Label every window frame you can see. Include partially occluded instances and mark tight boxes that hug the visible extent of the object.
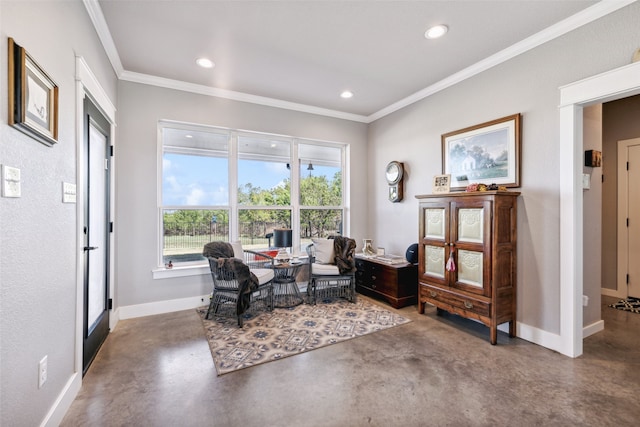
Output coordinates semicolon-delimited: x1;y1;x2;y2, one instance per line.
155;121;349;276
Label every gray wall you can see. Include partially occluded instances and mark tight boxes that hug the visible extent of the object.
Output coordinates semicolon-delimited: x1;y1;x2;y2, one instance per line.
0;1;117;425
115;82;368;308
367;2;640;334
602;94;640;293
583;104;603;326
3;1;640;424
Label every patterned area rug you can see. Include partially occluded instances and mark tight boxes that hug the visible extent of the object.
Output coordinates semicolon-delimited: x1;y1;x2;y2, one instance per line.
609;297;640;314
197;297;411;375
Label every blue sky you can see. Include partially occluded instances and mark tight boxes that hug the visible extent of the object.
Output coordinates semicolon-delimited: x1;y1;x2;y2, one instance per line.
163;154;338;206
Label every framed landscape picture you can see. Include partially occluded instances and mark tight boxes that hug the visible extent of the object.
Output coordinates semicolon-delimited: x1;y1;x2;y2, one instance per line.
442;114;521;191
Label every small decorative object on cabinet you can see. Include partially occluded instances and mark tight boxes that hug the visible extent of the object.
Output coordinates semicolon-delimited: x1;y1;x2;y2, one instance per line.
362;238;376;256
355;255;418;308
416;190;520;344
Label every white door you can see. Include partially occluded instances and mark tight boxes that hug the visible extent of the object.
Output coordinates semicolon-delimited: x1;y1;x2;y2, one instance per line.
618;137;640;298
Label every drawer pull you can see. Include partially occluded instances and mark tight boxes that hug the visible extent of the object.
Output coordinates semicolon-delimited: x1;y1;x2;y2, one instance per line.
464;301;474;309
371;275;376;280
429;290;437;298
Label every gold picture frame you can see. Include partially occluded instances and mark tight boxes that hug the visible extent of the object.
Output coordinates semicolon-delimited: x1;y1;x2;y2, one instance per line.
442;114;521;191
8;37;59;147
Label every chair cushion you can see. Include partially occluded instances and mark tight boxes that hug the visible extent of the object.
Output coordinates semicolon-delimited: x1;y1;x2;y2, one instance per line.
311;263;341;275
312;238;335;264
230;241;244;259
250;268;274;285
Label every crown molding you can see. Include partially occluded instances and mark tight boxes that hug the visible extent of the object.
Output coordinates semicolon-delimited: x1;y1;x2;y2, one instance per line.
85;0;636;124
119;71;369;123
367;0;637;122
83;0;124;76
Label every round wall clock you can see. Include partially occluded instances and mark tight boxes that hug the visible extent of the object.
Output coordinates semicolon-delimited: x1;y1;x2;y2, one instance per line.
385;161;404;202
385;161;404;184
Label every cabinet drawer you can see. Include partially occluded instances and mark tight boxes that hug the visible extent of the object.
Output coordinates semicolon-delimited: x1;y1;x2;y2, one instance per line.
421;284;490;317
360;269;396;294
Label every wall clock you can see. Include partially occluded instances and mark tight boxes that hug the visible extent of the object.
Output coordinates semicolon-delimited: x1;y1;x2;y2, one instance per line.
385;161;404;202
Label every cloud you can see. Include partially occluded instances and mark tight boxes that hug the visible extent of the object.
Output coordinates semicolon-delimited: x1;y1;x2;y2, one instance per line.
165;175;180;191
185;187;206;205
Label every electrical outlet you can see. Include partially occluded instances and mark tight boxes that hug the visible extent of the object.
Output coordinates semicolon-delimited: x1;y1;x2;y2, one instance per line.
39;356;48;388
582;295;589;306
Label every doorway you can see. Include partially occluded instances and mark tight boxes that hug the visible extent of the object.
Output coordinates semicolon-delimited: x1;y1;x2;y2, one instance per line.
617;137;640;299
559;60;640;358
82;97;112;374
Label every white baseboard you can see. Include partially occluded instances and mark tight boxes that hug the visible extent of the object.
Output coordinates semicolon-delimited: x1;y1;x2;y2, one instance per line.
109;306;121;331
516;322;565;355
40;372;81;427
117;295;210;320
583;319;605;338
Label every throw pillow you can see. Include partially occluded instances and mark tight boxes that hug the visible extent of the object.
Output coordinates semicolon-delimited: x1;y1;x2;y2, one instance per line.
230;241;244;259
312;238;335;264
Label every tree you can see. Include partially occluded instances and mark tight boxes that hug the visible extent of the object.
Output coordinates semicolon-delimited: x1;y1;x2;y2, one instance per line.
299;173;342;237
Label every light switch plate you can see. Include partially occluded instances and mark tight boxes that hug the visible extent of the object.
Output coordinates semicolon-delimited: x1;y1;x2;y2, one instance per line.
2;165;21;198
62;182;76;203
582;173;590;190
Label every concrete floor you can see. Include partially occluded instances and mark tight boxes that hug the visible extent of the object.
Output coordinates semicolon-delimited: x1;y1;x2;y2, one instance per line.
61;295;640;426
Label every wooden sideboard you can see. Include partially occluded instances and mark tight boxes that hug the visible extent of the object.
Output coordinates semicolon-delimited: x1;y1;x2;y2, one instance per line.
416;191;520;344
355;255;418;308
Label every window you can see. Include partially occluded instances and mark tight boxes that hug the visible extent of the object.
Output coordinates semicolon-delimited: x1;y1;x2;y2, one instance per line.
299;143;343;251
161;125;229;265
159;122;347;268
238;134;292;249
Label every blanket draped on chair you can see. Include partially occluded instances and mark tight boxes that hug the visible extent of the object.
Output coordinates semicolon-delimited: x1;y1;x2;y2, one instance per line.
332;236;356;275
203;242;259;316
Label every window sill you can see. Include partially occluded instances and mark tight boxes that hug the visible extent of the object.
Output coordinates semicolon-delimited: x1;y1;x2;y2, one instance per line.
152;264;209;280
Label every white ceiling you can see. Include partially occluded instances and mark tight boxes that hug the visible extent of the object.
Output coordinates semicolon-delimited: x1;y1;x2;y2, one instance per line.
91;0;609;122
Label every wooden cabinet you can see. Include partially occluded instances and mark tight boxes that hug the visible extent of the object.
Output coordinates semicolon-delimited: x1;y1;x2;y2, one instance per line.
416;191;520;344
355;256;417;308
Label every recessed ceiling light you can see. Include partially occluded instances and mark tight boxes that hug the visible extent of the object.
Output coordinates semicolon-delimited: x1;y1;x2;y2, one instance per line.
196;58;215;68
340;90;354;99
185;134;193;138
425;24;448;39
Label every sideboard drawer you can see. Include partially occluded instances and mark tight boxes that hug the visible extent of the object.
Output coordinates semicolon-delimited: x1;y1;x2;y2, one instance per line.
421;284;490;318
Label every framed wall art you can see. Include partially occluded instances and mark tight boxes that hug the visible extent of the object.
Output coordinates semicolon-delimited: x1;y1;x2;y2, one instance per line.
8;37;59;147
442;113;521;191
432;174;451;194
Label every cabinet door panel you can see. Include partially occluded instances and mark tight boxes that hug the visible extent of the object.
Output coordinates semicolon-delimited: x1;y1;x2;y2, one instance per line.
457;208;484;243
457;249;483;287
425;245;446;279
424;208;446;239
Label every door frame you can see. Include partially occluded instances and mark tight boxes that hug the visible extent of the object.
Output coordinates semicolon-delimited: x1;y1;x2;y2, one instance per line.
617;138;640;298
75;57;117;377
559;61;640;357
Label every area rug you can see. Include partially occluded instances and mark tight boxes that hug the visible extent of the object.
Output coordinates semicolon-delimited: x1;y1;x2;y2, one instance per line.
609;297;640;314
197;297;411;375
